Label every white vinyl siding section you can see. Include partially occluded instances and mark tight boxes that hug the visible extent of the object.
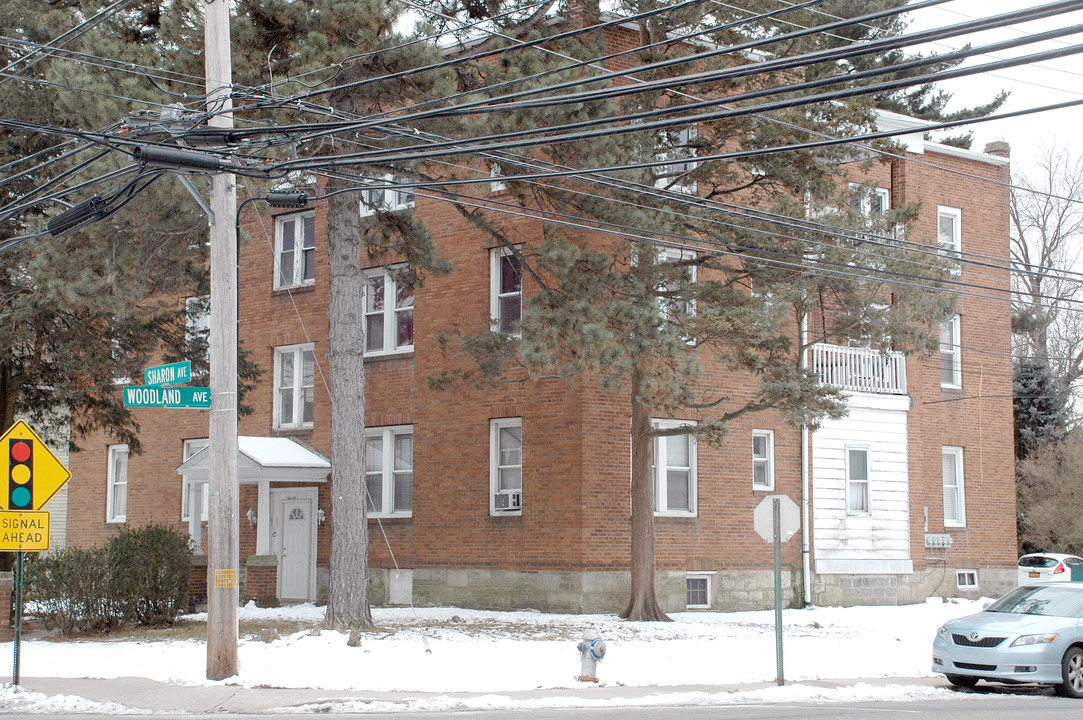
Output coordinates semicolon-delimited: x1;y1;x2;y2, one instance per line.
811;393;912;574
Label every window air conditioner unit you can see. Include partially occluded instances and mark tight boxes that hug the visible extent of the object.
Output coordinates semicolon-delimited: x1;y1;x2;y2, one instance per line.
495;491;522;511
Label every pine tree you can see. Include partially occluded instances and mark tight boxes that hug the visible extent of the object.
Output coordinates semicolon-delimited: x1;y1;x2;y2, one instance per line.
421;0;958;619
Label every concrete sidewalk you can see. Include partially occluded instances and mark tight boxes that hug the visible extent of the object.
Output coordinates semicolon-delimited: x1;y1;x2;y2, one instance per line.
14;676;947;714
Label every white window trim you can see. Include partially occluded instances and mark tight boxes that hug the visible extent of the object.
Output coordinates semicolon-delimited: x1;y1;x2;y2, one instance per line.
845;445;870;516
655;125;698;193
849;183;890;217
652;418;698;517
490;163;507;193
181;438;209;523
943;446;966;527
956;569;978;589
273;211;316;290
685;571;715;609
490;417;523;516
937;205;962;275
490;245;523;336
106;443;129;523
273;343;315;430
365;425;413;518
752;429;774;490
940;314;962;389
363;267;414;357
360;174;415;216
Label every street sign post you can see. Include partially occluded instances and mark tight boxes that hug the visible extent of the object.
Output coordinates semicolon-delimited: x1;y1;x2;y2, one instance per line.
123;385;211;409
0;419;70;687
143;360;192;387
754;494;801;687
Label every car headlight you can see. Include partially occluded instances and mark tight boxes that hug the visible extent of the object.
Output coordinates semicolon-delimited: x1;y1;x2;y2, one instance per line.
936;626;949;641
1010;633;1059;647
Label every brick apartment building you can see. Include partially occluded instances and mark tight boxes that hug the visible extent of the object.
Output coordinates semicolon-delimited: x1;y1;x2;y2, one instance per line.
60;100;1018;612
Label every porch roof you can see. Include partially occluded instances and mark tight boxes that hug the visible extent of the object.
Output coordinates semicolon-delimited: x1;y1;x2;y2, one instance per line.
176;436;330;484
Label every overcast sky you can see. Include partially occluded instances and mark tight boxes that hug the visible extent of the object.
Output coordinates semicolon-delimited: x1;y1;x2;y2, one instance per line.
903;0;1083;178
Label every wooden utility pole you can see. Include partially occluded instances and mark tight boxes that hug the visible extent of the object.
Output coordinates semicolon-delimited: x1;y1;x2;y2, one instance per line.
204;0;239;681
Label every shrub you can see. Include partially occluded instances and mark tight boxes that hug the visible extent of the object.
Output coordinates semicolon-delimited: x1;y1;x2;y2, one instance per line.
24;524;192;635
25;548;118;636
108;524;192;626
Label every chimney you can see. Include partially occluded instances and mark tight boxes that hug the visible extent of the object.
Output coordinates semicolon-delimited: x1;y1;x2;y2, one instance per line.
983;141;1010;159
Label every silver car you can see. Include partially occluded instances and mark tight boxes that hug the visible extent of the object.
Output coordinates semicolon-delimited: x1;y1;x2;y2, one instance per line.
932;583;1083;696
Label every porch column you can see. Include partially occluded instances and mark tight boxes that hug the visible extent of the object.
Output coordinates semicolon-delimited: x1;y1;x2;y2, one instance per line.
255;479;271;555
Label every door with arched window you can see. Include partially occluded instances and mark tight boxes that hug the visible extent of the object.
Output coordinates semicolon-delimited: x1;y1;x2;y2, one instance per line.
278;496;314;600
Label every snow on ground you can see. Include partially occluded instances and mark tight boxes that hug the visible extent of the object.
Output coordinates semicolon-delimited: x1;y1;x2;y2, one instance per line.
0;597;994;712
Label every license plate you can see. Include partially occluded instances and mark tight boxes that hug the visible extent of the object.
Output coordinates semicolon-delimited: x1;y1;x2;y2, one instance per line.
1030;571;1040;578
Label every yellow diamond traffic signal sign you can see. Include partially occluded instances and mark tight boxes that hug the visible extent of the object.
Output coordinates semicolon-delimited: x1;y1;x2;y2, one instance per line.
0;421;71;511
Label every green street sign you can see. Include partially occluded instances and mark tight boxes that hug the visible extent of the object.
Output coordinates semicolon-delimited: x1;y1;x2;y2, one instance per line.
123;386;210;409
143;361;192;387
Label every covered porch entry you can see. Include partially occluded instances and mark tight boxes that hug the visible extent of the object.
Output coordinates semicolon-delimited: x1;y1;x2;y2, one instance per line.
176;436;331;603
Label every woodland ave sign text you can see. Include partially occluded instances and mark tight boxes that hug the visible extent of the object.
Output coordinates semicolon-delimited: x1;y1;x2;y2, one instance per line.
123;385;210;409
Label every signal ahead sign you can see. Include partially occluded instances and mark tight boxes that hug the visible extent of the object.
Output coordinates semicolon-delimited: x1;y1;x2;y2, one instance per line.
0;511;49;552
124;385;211;409
0;421;71;511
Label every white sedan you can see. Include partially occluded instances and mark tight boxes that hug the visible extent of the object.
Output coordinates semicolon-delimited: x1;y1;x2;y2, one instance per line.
1018;553;1083;585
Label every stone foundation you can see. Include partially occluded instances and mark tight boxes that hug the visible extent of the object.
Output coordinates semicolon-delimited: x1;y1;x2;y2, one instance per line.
366;565;1015;613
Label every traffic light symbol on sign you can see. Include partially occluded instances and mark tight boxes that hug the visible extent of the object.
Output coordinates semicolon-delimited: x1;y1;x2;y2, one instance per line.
9;438;33;510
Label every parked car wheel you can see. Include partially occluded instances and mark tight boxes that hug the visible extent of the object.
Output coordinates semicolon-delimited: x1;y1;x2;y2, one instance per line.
1057;646;1083;698
944;674;979;689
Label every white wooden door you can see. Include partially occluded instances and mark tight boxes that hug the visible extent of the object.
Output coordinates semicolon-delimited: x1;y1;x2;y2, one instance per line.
278;498;313;600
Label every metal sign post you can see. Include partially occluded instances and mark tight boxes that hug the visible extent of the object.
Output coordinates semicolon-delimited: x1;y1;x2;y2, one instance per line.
12;551;22;685
772;498;784;686
754;494;800;688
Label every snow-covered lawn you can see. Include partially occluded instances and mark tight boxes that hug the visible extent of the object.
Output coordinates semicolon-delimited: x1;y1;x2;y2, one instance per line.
8;597;980;690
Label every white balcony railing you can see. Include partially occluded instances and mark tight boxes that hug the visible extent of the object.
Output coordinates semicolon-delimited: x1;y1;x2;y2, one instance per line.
810;343;907;395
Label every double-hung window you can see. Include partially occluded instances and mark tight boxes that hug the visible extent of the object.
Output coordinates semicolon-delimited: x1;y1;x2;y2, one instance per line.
274;344;315;430
491;246;523;335
181;438;209;523
364;268;414;356
655;126;697;193
937;206;962;272
490;418;522;514
753;430;774;490
107;443;129;523
653;419;696;516
360;175;415;215
274;212;316;290
846;446;870;515
658;246;696;327
366;426;413;517
849;183;889;217
940;314;961;388
943;446;966;527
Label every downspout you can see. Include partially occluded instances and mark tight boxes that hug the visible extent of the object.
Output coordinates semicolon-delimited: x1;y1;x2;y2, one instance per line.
800;311;812;605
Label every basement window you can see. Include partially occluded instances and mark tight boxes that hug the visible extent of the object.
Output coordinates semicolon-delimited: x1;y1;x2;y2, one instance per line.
956;570;978;589
686;573;712;609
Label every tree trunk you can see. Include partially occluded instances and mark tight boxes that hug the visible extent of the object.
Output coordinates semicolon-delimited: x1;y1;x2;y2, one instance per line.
621;366;671;621
324;180;373;631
